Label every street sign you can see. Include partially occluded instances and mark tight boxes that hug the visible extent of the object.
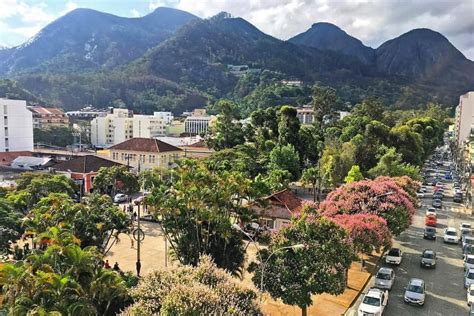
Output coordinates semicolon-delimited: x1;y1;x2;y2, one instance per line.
133;228;145;242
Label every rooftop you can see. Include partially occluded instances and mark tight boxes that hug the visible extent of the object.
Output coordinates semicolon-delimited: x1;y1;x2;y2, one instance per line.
109;138;182;153
54;155;123;173
29;106;65;115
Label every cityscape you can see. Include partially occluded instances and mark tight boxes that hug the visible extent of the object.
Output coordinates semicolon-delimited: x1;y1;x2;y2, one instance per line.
0;1;473;315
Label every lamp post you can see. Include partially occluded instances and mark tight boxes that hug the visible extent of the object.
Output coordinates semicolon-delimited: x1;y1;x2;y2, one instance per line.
133;195;145;277
260;244;305;292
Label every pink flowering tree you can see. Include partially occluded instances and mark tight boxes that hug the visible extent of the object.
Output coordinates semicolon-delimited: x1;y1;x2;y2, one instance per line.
319;177;415;235
332;213;392;255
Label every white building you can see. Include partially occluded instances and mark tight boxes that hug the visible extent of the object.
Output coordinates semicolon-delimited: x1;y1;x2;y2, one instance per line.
455;92;474;147
153;112;174;125
0;99;33;152
91;108;170;148
184;109;215;135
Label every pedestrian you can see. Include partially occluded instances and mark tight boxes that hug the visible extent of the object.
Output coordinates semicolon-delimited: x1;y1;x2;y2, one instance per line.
104;259;111;269
114;231;120;243
133;211;137;221
131;238;134;248
113;262;120;271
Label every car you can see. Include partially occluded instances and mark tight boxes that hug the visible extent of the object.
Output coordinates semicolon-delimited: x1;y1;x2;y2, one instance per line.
464;236;474;249
374;267;395;290
461;222;472;231
425;215;437;227
466;269;474;288
420;249;437;268
469;284;474;306
462;229;473;242
416;192;425;198
140;214;160;223
444;227;460;244
419;187;428;193
464;245;474;258
435;182;444;188
423;226;436;240
465;255;474;271
404;278;426;306
113;193;129;203
426;208;436;216
358;287;388;316
454;193;463;203
445;173;452;180
433;192;444;200
432;199;442;208
385;248;403;265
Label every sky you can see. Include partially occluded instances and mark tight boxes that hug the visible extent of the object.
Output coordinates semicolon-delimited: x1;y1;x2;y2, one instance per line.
0;0;473;60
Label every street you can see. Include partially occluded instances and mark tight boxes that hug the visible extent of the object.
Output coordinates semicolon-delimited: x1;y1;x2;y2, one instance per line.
349;178;471;316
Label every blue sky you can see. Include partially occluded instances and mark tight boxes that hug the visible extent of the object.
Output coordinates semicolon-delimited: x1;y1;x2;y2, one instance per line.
1;0;473;59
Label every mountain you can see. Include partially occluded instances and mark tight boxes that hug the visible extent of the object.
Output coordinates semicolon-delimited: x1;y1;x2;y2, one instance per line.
375;28;474;80
0;7;197;75
289;22;375;64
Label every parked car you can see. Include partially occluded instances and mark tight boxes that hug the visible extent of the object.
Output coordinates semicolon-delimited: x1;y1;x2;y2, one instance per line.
113;193;129;203
454;193;463;203
420;249;437;268
419;187;428;193
358;287;388;316
425;215;437;227
426;208;436;216
444;227;460;244
465;255;474;271
466;269;474;288
432;199;442;209
140;214;160;223
423;226;436;240
464;236;474;249
385;248;403;265
374;267;395;290
404;278;426;306
464;245;474;258
471;304;474;316
416;192;425;198
461;223;472;231
468;284;474;306
433;192;444;200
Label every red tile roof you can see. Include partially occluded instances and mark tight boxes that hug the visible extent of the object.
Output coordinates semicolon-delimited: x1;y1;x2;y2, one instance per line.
29;106;65;115
250;189;303;220
109;138;182;153
54;155;124;173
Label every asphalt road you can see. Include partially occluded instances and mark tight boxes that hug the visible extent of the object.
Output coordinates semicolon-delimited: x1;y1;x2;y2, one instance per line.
348;178;471;316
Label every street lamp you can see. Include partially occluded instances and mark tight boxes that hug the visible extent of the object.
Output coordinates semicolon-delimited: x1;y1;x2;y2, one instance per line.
260;244;305;292
133;195;145;277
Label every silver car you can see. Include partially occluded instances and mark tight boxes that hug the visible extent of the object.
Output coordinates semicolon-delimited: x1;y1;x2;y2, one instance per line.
404;278;426;306
466;269;474;288
420;249;437;268
374;267;395;290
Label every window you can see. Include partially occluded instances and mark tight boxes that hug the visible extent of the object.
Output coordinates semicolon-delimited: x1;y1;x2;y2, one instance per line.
3;116;7;126
3;105;7;115
4;127;7;137
261;219;274;229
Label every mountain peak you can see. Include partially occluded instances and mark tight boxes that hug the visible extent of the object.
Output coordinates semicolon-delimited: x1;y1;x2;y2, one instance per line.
289;22;375;64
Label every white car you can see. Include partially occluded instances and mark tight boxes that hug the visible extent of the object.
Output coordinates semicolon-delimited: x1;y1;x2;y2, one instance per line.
468;284;474;306
374;267;395;290
465;255;474;271
113;193;129;203
419;187;428;193
426;208;436;216
466;269;474;288
444;227;460;244
358;288;388;316
416;192;425;198
404;278;426;306
385;248;403;265
461;223;472;231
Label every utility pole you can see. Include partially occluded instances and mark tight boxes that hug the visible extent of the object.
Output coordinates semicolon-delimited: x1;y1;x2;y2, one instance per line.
136;199;141;277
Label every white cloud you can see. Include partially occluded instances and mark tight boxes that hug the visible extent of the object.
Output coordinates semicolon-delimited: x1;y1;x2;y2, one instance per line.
149;0;167;10
130;8;140;17
60;1;78;16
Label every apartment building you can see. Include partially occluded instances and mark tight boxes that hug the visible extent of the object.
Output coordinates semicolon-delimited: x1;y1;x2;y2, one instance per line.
455;92;474;147
29;106;69;129
184;109;216;135
91;108;169;148
0;99;34;152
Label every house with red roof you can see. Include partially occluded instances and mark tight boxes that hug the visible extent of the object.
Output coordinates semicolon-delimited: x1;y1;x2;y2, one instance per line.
249;188;303;231
108;137;183;170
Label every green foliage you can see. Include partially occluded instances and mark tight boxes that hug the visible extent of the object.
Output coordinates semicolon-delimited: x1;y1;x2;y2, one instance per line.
344;165;364;183
278;106;301;151
122;255;261;315
368;147;421;180
249;210;352;314
93;166;139;196
34;126;75;147
206;99;246;150
268;144;301;181
312;85;337;129
319;141;356;188
0;199;24;254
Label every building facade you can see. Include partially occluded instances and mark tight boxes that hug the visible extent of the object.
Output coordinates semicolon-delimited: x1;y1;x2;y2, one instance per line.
0;99;34;152
455;92;474;147
108;138;183;170
153;112;174;125
184;109;215;135
29;106;69;129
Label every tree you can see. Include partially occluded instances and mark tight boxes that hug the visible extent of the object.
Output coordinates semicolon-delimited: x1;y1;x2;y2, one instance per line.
278;106;301;152
249;209;352;316
93;166;139;196
368;147;421;180
34;126;75;147
311;85;337;130
389;125;424;166
319;141;356;188
122;256;261;315
147;159;252;274
300;167;319;202
206;99;246;150
0;199;23;254
319;177;415;235
268;144;301;180
344;165;364;183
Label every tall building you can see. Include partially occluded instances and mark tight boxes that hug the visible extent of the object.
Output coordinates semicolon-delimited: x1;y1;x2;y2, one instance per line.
153;112;174;124
184;109;215;135
28;106;69;129
0;99;34;152
455;92;474;147
90;108;169;148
